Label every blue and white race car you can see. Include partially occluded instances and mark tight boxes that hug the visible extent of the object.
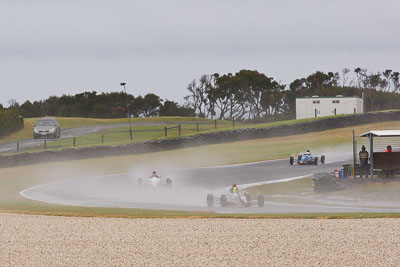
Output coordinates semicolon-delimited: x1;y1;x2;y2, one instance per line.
289;151;325;165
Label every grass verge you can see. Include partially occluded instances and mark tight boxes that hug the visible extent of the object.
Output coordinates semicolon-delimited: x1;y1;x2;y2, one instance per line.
0;116;230;145
1;119;400;218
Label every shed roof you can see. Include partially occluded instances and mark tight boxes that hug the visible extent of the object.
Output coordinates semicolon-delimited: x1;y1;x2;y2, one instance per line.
360;130;400;137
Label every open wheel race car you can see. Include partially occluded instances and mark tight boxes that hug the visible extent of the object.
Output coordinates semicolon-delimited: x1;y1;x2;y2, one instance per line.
137;174;172;188
290;152;325;166
206;191;264;208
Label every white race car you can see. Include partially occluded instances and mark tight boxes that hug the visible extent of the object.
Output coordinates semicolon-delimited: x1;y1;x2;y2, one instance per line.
207;191;264;208
137;174;172;188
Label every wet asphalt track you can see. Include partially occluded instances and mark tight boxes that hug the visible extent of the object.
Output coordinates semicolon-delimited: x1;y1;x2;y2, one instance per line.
21;157;400;213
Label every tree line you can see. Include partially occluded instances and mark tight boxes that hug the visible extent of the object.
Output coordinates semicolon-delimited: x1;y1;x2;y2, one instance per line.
7;92;194;119
0;106;24;138
3;67;400;124
185;68;400;120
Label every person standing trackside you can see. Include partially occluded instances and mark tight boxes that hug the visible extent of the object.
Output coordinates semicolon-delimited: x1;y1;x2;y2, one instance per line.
359;145;369;178
385;145;394;177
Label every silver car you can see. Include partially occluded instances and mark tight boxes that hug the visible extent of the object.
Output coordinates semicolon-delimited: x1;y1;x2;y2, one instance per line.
33;117;61;139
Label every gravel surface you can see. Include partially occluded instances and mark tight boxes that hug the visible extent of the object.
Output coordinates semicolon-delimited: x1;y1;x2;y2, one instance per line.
1;213;400;266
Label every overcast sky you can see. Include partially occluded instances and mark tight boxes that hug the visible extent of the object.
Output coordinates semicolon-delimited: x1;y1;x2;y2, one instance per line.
1;0;399;107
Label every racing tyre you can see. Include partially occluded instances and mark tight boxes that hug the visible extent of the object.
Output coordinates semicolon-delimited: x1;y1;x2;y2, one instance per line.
207;194;214;207
289;156;294;165
297;154;302;161
220;194;228;207
166;178;172;186
321;155;325;164
257;194;265;208
314;157;318;165
137;178;143;187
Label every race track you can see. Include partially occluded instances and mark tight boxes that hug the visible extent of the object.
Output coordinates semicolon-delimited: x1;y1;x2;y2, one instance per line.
21;156;400;213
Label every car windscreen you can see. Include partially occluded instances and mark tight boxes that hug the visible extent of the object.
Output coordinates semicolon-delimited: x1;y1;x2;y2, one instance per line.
36;120;56;126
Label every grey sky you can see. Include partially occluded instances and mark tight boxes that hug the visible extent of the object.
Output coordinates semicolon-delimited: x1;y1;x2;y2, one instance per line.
1;0;399;107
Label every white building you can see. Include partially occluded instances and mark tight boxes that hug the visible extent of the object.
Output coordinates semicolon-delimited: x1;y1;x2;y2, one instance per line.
296;95;363;119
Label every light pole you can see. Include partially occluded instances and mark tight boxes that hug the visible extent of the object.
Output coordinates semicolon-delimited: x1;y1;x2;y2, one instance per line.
120;82;133;141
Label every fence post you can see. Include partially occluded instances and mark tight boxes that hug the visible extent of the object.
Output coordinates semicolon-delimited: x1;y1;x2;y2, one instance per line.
214;120;217;129
129;129;133;141
232;118;235;128
196;123;199;132
73;137;76;147
44;140;47;150
17;141;19;153
178;124;181;136
102;135;104;144
164;127;167;137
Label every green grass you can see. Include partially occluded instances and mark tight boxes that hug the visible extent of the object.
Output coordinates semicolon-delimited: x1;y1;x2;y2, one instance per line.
7;113;361;153
42;121;240;150
246;176;400;209
0;111;371;148
2;119;400;218
0;116;230;145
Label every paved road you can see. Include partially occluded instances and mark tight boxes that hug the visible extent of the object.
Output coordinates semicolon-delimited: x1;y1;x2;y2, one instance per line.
0;122;175;154
21;156;400;213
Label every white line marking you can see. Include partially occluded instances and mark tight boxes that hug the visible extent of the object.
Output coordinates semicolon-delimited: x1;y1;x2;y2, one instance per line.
20;172;130;200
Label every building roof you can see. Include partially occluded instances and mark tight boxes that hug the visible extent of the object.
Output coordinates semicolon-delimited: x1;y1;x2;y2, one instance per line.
296;96;362;99
360;130;400;137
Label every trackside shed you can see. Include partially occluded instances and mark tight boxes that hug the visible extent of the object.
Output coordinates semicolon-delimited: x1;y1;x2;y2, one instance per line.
296;96;363;119
359;130;400;176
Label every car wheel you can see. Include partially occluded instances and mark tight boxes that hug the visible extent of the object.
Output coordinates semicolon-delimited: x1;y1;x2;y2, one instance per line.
321;155;325;164
207;194;214;207
297;154;302;161
257;194;265;208
290;156;294;165
220;194;227;207
166;178;172;186
314;157;318;165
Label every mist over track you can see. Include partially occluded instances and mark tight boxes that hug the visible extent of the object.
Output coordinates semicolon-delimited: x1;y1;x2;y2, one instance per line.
21;155;400;213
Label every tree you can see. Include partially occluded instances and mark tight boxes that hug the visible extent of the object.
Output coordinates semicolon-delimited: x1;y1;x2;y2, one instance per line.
383;69;392;92
184;80;203;116
342;68;350;87
7;99;19;108
391;72;400;93
159;100;195;116
142;93;162;117
20;101;35;118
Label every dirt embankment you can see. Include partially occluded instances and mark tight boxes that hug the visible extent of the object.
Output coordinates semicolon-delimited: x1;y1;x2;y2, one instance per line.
1;110;400;168
1;213;399;266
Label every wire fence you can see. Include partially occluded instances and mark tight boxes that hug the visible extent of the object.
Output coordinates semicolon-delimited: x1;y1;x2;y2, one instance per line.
10;120;242;154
